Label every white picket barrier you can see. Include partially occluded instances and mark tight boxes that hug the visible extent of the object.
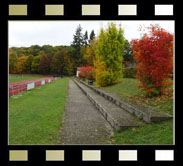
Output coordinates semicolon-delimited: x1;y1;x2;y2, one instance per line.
27;82;35;90
41;80;45;85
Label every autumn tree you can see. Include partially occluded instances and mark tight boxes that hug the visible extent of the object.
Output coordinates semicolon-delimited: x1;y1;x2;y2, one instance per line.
83;38;97;66
38;53;52;74
51;50;73;75
94;23;125;86
62;55;74;76
130;25;173;96
16;55;28;74
9;50;18;74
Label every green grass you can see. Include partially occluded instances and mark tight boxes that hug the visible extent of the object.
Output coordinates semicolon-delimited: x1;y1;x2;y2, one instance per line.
9;78;69;145
9;75;45;82
112;120;173;144
96;78;173;115
93;78;173;145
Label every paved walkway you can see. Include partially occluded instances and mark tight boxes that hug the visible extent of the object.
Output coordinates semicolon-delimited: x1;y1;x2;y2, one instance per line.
59;80;113;144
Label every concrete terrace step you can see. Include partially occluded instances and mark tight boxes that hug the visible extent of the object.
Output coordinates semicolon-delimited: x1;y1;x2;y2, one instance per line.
76;79;173;123
73;79;144;131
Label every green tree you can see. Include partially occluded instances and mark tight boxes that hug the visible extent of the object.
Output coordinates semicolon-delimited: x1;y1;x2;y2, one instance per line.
24;54;34;73
71;25;84;48
11;47;29;57
94;23;125;86
51;50;71;75
27;45;42;56
71;24;84;67
83;30;89;47
42;45;54;56
123;40;134;63
31;55;41;73
89;30;95;43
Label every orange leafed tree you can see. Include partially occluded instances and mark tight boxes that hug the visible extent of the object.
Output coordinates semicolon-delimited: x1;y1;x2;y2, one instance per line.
130;25;173;96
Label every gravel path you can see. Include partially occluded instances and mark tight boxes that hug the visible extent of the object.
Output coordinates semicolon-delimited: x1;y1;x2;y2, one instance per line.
59;80;113;145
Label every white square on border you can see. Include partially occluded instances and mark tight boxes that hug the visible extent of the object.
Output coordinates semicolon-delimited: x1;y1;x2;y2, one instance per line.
82;5;100;16
119;150;137;161
9;150;28;161
46;150;64;161
155;5;173;15
45;5;64;16
82;150;101;161
118;5;137;15
155;150;174;161
9;5;28;16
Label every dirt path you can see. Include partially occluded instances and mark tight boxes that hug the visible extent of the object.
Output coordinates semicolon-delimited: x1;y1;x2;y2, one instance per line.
59;80;113;144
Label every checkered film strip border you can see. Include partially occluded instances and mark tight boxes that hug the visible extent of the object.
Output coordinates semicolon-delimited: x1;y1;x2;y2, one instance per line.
8;149;175;161
0;1;179;166
8;4;174;16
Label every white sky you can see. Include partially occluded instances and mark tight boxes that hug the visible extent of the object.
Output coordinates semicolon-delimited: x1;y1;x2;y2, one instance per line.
9;21;174;47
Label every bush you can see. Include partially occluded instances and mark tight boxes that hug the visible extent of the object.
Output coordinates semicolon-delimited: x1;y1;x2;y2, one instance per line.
78;70;85;79
78;66;95;80
96;70;112;87
122;67;137;78
86;70;95;80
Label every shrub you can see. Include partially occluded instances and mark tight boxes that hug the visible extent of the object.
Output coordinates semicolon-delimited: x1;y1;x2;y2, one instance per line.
78;70;85;79
131;25;173;96
122;67;137;78
86;70;95;80
96;70;112;87
78;66;95;80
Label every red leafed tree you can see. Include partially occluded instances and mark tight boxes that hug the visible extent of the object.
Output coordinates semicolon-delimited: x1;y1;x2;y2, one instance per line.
130;25;173;96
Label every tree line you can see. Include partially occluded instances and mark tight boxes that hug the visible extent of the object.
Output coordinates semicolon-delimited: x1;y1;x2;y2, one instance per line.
9;24;134;76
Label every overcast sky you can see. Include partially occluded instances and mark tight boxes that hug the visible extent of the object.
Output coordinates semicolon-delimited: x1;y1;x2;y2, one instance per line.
9;21;174;48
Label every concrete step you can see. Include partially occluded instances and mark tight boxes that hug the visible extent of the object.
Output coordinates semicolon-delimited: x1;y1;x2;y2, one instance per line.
76;79;173;123
74;79;144;131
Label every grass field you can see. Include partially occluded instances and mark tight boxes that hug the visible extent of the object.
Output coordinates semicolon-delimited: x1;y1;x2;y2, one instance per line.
9;75;45;82
9;78;68;145
94;78;174;144
112;120;173;144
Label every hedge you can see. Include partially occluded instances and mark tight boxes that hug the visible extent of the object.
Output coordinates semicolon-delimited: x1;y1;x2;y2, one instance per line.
122;67;137;78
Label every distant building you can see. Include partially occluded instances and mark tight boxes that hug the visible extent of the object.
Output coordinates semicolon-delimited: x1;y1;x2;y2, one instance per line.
76;67;81;77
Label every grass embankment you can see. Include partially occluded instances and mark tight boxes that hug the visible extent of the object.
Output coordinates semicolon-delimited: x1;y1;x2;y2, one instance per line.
9;78;68;145
96;78;173;115
94;78;173;144
9;75;45;82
